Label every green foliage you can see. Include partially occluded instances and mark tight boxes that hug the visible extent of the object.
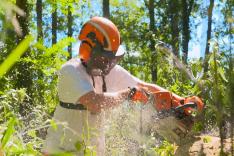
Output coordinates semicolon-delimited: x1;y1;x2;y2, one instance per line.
0;35;33;77
0;27;72;156
203;136;212;143
1;117;16;149
75;140;83;151
0;88;49;155
0;0;233;155
201;47;233;129
153;140;177;156
84;146;97;156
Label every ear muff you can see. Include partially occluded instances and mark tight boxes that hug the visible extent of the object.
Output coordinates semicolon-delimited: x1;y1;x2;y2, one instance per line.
79;41;92;62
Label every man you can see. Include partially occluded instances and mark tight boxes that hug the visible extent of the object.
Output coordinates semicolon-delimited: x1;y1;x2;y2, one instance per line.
43;16;203;155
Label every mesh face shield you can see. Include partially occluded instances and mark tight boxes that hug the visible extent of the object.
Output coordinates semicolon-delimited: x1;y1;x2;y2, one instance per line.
85;43;124;76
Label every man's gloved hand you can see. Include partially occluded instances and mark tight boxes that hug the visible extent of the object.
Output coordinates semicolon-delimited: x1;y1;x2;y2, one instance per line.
152;91;204;118
128;87;149;104
183;96;204;114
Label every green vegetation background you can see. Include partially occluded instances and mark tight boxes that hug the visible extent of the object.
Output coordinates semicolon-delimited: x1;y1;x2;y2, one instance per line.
0;0;233;155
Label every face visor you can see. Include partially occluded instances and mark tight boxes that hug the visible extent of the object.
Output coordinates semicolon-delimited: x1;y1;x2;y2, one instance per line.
85;44;125;76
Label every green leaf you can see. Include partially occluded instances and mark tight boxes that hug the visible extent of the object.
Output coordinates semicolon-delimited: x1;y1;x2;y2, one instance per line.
1;117;16;149
218;68;228;82
110;0;120;6
84;146;96;156
0;35;34;77
50;119;58;131
75;141;83;151
203;136;211;143
27;130;36;138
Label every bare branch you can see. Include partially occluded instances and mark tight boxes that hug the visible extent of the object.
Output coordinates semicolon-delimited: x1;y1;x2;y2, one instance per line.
1;0;25;36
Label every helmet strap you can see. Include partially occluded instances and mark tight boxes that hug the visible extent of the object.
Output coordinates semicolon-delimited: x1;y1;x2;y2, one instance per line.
91;75;95;88
81;59;107;92
102;75;107;92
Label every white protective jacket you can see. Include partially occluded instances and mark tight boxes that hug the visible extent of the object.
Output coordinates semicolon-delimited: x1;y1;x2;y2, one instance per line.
43;59;139;155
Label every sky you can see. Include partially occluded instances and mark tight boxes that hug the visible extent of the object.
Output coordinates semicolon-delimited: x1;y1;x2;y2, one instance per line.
188;0;208;59
189;0;233;59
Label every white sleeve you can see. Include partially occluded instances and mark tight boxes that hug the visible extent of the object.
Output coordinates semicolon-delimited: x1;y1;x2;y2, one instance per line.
111;65;141;90
58;64;93;103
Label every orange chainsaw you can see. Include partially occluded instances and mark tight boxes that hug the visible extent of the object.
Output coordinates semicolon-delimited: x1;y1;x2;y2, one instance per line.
128;87;204;144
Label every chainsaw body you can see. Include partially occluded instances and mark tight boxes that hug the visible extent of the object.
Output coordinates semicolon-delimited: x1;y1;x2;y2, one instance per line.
128;88;204;144
152;91;203;117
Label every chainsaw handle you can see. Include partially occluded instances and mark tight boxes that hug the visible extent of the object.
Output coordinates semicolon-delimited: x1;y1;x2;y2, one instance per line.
174;102;197;112
128;87;137;100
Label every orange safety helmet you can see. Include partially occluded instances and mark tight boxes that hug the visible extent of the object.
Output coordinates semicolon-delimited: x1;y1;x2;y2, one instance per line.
78;16;122;62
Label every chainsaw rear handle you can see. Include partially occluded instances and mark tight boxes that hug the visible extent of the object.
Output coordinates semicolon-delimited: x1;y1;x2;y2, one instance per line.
128;87;137;100
174;102;197;112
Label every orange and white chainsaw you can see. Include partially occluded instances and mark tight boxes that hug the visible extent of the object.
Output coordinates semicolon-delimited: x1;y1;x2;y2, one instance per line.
128;87;204;144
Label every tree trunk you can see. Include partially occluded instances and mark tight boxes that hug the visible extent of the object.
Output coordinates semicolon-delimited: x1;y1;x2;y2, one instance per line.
16;0;32;115
149;0;157;82
181;0;194;64
67;5;73;59
15;0;31;89
52;1;57;45
227;6;233;154
229;17;234;156
204;0;214;72
103;0;110;18
169;0;180;57
36;0;43;41
36;0;45;104
16;0;29;42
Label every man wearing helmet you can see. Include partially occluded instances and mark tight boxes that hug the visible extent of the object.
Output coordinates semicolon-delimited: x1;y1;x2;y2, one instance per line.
43;17;204;155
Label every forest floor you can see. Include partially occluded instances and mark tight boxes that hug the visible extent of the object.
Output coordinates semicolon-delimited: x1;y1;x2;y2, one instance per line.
175;136;233;156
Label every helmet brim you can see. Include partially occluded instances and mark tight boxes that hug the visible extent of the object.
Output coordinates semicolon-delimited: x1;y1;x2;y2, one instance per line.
115;45;125;57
